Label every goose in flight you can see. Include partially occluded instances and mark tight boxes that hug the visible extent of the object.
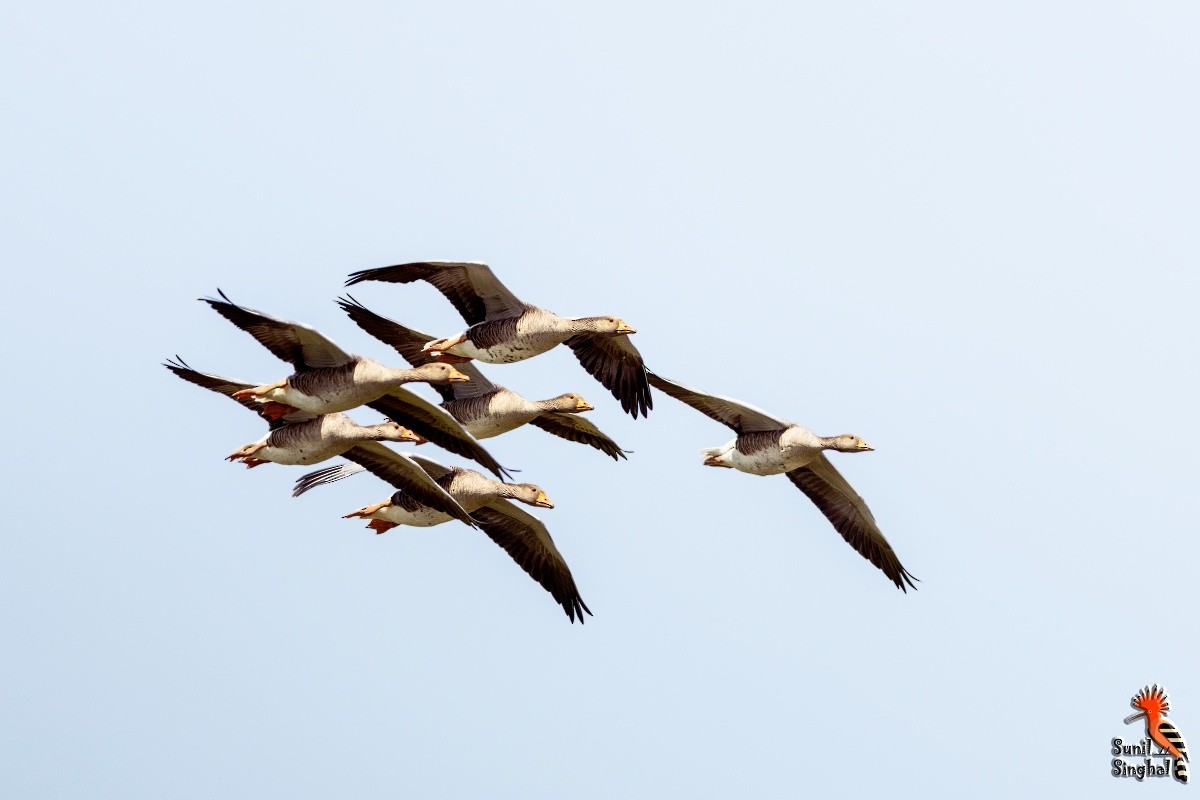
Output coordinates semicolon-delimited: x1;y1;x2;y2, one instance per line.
295;453;591;623
647;370;917;592
344;261;652;418
337;297;628;460
164;357;474;525
201;290;510;479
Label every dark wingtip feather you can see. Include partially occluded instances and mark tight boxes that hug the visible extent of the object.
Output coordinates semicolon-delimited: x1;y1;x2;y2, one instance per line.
345;267;386;286
568;598;594;624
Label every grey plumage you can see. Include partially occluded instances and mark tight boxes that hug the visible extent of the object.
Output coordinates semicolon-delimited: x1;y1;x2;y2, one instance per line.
338;297;628;459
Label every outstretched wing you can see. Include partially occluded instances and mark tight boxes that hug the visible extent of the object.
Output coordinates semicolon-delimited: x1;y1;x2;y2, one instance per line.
345;262;526;325
785;455;918;592
163;356;314;427
366;390;511;480
565;333;652;419
202;289;354;370
338;296;497;402
292;453;454;497
472;501;592;623
292;462;367;496
340;442;474;527
646;370;789;433
528;413;628;460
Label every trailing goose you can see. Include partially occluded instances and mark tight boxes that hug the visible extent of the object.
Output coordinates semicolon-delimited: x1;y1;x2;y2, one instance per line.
164;357;474;525
295;453;591;623
647;370;917;592
337;297;627;460
201;290;510;479
344;261;652;418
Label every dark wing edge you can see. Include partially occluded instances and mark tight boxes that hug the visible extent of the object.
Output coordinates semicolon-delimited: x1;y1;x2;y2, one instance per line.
471;503;592;624
163;356;307;427
367;391;513;481
645;369;788;434
200;289;352;370
344;262;525;326
337;295;437;367
565;333;652;419
338;296;484;403
292;462;368;497
528;413;628;460
341;443;476;528
785;456;918;592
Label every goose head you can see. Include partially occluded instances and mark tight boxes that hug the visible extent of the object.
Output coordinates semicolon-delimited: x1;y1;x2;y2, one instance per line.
548;392;594;413
822;434;874;453
371;419;422;443
504;484;554;508
575;316;636;335
410;362;471;384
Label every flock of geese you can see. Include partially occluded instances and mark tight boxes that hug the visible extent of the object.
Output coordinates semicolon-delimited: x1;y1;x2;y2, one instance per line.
168;261;917;623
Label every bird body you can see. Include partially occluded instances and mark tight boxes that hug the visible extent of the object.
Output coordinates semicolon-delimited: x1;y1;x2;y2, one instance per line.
442;388;586;438
434;308;631;364
701;427;832;475
337;298;627;459
344;262;652;418
165;358;474;524
346;467;553;531
230;413;417;467
294;452;590;623
647;369;917;592
200;291;509;478
245;358;467;417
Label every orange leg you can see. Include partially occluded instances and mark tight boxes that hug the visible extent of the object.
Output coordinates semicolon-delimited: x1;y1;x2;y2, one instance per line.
368;519;399;534
428;352;473;364
227;442;265;462
261;402;300;421
702;455;733;468
231;378;288;400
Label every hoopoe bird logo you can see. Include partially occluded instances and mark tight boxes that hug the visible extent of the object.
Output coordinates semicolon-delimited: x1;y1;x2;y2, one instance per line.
1125;684;1190;784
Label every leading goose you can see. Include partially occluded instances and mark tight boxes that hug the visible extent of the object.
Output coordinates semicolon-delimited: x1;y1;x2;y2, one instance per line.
337;297;627;460
164;357;474;525
647;370;917;592
344;261;652;418
295;453;591;624
201;290;510;479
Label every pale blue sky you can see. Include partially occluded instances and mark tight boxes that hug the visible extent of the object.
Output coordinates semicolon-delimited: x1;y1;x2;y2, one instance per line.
3;2;1198;797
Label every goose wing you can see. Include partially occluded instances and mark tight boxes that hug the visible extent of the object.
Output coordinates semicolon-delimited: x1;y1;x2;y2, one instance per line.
646;370;789;433
528;412;628;460
202;289;354;370
292;462;367;496
366;390;511;480
164;357;315;427
292;453;456;497
471;501;592;623
785;454;918;592
565;333;652;419
345;261;526;324
338;296;497;401
339;442;475;527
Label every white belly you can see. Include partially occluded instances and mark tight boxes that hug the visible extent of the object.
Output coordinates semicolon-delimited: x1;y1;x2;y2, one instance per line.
462;410;536;439
712;440;821;476
275;384;380;415
258;440;348;466
373;506;454;528
451;338;559;364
